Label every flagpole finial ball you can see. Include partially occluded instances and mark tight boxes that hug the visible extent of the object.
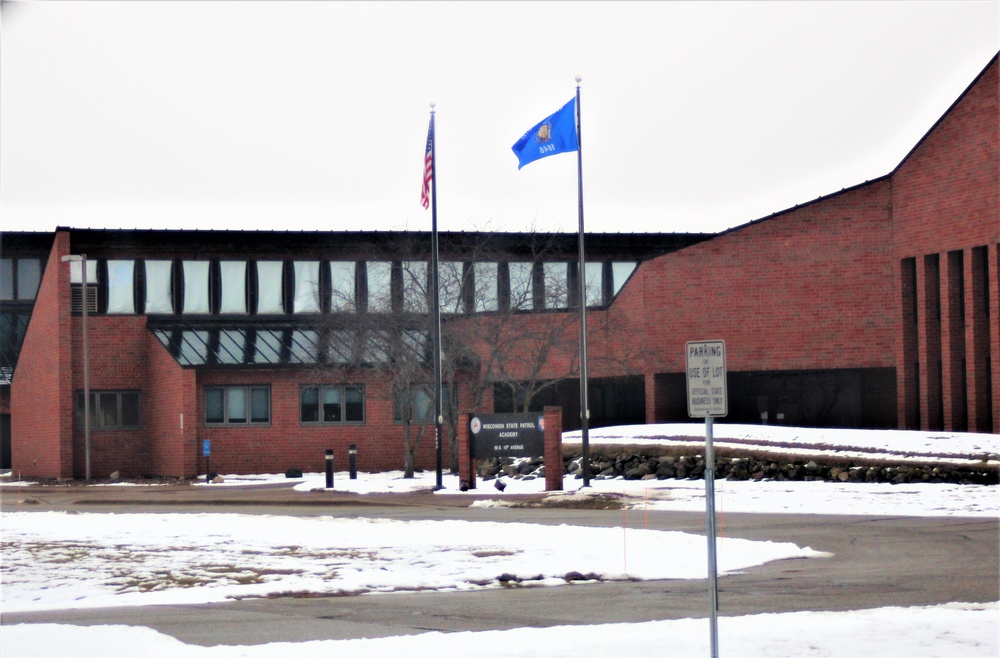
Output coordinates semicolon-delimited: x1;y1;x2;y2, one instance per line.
430;102;436;110
575;75;582;83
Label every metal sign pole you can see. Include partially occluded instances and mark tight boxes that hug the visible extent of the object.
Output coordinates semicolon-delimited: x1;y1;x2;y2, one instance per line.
705;415;719;658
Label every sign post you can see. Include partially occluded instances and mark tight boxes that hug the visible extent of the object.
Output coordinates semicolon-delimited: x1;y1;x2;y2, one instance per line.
203;440;211;484
686;340;727;658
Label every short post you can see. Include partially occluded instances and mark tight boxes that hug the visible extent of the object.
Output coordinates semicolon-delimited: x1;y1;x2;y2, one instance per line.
349;444;358;480
325;449;334;489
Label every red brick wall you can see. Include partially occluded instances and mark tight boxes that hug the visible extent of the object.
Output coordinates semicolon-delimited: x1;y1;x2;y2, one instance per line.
608;180;897;376
145;331;198;477
11;231;72;478
193;368;439;475
891;58;999;432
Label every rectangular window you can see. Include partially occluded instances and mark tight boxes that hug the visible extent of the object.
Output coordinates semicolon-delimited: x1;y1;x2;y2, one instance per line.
439;261;464;314
508;262;534;310
402;261;428;313
182;260;211;314
584;261;603;307
301;384;365;424
16;259;41;300
329;261;356;312
366;261;393;313
205;386;270;425
544;262;569;309
293;260;321;313
144;260;173;314
0;259;12;299
219;261;247;314
107;260;136;314
75;390;141;430
394;384;455;423
256;261;284;314
474;262;498;312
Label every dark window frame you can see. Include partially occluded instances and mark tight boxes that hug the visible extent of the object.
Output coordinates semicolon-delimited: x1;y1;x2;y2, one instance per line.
75;390;141;430
300;384;366;424
205;385;271;426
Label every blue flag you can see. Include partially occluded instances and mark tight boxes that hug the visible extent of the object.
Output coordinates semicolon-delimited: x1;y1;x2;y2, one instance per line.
511;98;578;169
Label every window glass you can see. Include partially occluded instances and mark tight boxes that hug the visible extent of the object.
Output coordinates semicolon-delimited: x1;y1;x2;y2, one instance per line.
544;262;569;309
98;393;118;428
289;329;319;364
439;261;464;313
402;261;428;313
301;387;319;422
144;260;173;314
329;261;356;312
182;261;210;313
366;261;392;312
227;387;247;423
69;259;98;285
16;259;41;300
121;392;141;427
585;261;603;307
219;261;247;314
205;388;225;424
327;330;353;364
217;330;245;364
178;330;210;366
250;387;270;423
323;387;342;422
612;262;637;296
345;386;364;422
253;329;284;364
0;259;13;299
107;260;136;314
293;261;320;313
256;261;284;314
362;331;390;363
508;262;533;310
474;262;498;312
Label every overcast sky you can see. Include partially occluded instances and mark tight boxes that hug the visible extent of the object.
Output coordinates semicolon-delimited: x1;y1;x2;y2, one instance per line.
1;1;996;236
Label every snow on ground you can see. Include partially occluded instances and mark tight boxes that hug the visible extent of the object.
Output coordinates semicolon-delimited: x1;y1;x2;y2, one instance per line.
2;425;998;656
4;603;997;658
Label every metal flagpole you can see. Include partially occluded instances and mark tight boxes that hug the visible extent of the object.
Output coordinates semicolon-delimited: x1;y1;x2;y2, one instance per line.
430;103;444;490
574;77;590;488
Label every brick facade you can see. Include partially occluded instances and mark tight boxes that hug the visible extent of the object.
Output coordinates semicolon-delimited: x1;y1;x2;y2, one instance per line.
7;56;997;479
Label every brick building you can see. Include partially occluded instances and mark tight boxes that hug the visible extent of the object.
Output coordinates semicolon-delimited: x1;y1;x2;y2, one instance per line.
2;55;996;478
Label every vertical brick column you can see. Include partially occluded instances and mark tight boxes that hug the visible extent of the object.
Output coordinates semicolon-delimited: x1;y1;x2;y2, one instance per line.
543;406;562;492
457;412;475;490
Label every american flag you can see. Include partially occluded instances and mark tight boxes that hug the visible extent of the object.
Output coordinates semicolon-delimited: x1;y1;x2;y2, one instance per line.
421;117;434;209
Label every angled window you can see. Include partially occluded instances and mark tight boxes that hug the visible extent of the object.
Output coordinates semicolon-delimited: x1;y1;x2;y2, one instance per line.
182;261;211;314
289;329;320;364
144;260;173;314
108;260;137;314
216;329;247;365
68;259;99;313
293;261;321;313
177;330;210;366
329;261;356;312
219;261;248;314
252;329;284;364
256;261;284;314
612;262;637;296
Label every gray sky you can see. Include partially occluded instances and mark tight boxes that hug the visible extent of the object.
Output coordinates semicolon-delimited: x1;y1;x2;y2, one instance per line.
1;1;996;235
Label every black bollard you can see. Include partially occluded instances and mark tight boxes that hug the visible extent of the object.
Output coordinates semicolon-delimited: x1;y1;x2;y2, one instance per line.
325;449;334;488
349;444;357;480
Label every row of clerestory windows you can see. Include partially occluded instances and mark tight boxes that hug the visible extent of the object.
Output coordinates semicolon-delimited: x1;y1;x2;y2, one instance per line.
67;258;637;316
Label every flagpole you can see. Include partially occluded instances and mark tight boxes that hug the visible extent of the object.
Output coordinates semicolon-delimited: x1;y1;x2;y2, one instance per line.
430;103;444;490
575;76;590;488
